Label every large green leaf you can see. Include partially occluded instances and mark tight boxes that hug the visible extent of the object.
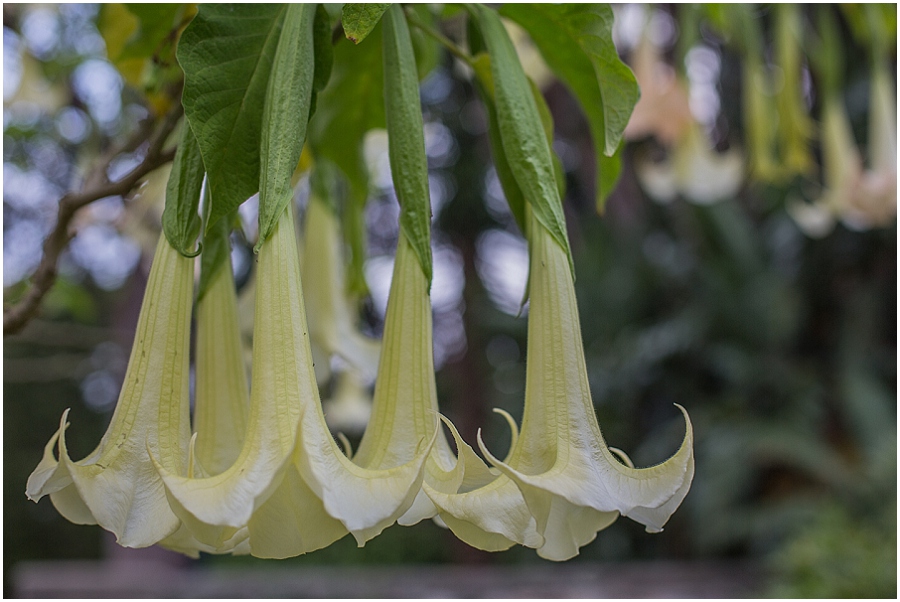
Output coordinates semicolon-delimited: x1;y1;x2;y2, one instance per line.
257;3;316;249
342;3;391;44
177;4;286;231
382;4;432;284
499;4;638;211
473;4;573;273
309;21;385;201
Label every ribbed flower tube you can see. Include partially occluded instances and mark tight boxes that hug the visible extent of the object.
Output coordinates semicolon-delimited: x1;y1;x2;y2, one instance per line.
26;234;194;548
476;210;694;560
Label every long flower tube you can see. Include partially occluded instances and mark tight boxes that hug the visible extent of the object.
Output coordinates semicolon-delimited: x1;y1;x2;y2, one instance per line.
153;204;349;557
787;94;863;238
846;64;897;229
301;192;381;383
449;209;694;561
26;234;195;549
261;205;439;551
151;227;265;556
349;228;498;528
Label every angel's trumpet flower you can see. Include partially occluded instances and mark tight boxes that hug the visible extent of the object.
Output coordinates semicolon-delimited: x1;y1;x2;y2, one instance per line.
301;193;380;382
152;222;260;556
624;30;693;145
788;94;863;238
153;204;343;557
846;65;897;229
266;206;439;551
350;229;498;528
26;234;194;549
744;60;786;183
157;205;434;558
774;4;816;177
636;121;744;205
478;210;694;561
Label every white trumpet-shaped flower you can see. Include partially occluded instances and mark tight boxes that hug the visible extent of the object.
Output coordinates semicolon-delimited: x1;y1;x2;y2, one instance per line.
624;30;693;146
788;95;863;238
636;121;745;205
151;231;278;556
263;206;439;552
845;64;897;230
789;65;896;238
350;230;497;529
457;210;693;561
301;193;381;383
26;234;194;549
151;203;337;557
157;204;435;559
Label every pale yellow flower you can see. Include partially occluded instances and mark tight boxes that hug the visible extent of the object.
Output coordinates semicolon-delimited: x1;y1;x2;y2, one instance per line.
624;33;693;146
27;235;195;549
301;193;380;383
636;121;744;205
845;65;897;230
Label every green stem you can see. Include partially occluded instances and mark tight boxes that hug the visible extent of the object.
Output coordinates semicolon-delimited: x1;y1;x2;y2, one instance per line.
404;7;475;68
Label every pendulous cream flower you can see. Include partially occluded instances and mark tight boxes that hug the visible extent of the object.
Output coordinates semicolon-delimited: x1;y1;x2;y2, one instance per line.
636;121;744;205
153;203;342;557
26;234;195;549
845;64;897;230
301;192;381;383
787;94;862;238
624;30;693;146
352;228;499;529
473;210;693;561
789;65;896;238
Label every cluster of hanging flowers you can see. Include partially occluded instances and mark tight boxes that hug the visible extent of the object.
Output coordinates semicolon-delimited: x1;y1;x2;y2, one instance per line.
26;5;694;561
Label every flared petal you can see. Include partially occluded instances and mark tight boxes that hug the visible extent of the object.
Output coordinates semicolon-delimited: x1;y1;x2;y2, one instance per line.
422;413;542;551
26;234;194;548
476;211;694;560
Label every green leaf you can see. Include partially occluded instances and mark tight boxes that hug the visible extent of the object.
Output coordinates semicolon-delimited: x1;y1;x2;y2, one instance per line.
309;20;385;201
342;3;391;44
596;148;623;211
313;4;335;94
473;4;573;273
257;3;317;249
407;4;440;80
162;122;204;257
479;72;527;234
382;4;432;284
474;53;566;236
499;4;639;210
177;4;286;231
